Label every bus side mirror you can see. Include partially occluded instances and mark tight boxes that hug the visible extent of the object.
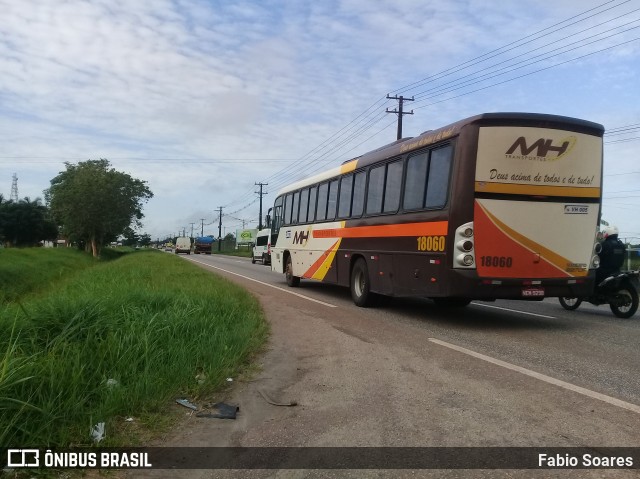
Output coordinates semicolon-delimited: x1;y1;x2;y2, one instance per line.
265;214;271;229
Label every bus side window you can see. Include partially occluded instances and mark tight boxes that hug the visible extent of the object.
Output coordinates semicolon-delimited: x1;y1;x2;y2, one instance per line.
316;183;329;221
299;188;309;224
425;145;452;209
284;193;293;225
338;174;354;218
383;160;403;213
327;179;339;220
366;165;385;215
291;190;300;224
272;196;283;235
351;171;366;217
404;152;429;210
308;186;317;223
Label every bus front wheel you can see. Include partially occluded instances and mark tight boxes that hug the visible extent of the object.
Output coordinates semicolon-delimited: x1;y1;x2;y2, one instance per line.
285;255;300;287
351;258;373;307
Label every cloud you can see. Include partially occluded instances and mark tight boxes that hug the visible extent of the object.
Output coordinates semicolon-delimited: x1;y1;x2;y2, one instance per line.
1;0;639;237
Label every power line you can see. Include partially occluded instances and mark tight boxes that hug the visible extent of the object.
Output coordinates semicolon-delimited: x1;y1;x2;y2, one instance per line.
605;123;640;134
604;170;640;176
389;0;630;96
265;0;639;197
605;136;640;144
408;17;640;105
410;36;640;112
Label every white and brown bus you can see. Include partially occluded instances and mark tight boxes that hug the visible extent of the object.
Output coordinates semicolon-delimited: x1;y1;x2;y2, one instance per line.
269;112;604;307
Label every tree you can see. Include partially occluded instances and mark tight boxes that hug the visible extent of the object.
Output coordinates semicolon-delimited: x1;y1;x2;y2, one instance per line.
45;159;153;257
139;234;152;247
120;226;140;247
0;196;58;247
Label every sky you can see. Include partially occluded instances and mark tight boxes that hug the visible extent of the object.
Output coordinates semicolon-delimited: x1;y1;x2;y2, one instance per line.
1;0;639;242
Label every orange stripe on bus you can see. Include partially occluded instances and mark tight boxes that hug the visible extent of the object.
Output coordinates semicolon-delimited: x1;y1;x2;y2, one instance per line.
313;221;449;239
304;240;341;280
475;182;600;198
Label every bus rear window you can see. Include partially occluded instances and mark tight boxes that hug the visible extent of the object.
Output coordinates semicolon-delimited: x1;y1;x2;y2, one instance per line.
403;145;452;210
425;146;452;208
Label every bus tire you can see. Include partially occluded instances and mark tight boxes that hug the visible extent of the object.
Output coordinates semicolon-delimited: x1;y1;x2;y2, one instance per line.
286;254;300;287
351;258;373;307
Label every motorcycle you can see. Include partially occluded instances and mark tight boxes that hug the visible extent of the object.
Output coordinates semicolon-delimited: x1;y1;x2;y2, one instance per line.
559;271;639;318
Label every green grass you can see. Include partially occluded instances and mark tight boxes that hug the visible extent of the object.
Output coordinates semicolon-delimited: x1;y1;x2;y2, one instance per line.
0;249;268;447
0;248;97;304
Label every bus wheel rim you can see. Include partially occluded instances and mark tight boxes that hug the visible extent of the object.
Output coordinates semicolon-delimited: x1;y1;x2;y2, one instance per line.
355;270;364;297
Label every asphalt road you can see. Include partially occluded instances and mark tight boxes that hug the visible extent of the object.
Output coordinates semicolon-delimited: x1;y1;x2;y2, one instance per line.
141;252;640;478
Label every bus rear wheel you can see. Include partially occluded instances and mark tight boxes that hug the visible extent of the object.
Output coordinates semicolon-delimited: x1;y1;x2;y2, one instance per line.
285;255;300;287
351;258;373;307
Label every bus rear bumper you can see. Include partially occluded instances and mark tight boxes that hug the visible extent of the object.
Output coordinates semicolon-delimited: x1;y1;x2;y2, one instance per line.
446;270;596;300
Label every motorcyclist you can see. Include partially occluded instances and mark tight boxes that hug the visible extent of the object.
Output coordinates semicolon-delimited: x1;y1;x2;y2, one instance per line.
596;225;626;284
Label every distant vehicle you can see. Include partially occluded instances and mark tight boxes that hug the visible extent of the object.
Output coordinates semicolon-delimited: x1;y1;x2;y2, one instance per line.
175;237;191;255
164;245;173;252
194;236;215;254
251;229;271;265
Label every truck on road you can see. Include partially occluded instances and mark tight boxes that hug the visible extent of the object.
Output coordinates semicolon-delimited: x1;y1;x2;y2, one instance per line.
194;236;215;254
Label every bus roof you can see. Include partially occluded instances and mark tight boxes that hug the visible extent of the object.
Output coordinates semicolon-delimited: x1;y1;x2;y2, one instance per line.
276;112;605;197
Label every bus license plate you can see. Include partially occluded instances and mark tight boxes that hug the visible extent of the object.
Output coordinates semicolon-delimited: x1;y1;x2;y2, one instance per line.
522;288;544;297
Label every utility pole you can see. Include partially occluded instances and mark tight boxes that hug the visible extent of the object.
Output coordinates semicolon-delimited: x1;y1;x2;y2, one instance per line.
255;182;268;230
386;94;414;140
255;183;269;231
200;218;205;237
217;207;223;251
189;223;195;238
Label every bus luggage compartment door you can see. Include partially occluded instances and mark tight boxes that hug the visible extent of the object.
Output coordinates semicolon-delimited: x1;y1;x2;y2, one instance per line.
374;254;394;296
380;254;441;297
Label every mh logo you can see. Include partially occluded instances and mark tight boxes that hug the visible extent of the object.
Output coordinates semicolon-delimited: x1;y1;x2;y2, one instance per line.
506;136;576;160
293;230;310;245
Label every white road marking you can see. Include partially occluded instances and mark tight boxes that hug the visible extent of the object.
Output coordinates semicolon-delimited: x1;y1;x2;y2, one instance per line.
471;302;556;319
188;258;337;308
429;338;640;415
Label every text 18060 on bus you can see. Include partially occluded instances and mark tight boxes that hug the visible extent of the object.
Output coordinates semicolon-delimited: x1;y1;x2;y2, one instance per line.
268;112;604;307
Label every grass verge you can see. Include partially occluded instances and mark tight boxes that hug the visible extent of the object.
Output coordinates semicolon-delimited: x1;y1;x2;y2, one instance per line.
0;249;268;447
0;248;97;304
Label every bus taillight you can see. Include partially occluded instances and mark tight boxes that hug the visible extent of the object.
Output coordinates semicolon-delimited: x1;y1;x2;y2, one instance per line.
454;222;476;269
